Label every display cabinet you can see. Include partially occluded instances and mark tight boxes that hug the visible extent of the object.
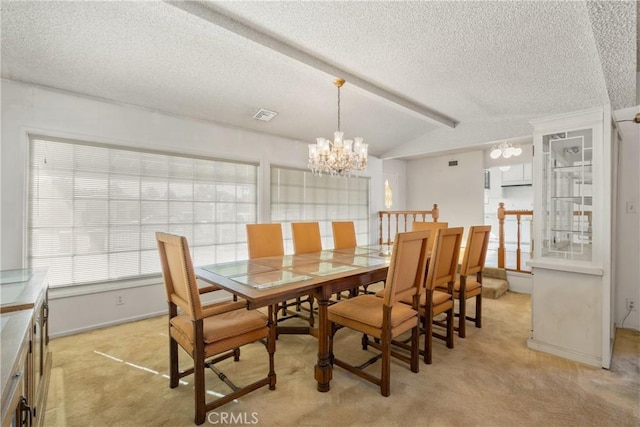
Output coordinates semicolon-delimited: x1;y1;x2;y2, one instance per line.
540;128;593;261
528;107;613;369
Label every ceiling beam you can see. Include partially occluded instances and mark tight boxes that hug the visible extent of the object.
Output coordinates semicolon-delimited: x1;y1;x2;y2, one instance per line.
164;0;458;129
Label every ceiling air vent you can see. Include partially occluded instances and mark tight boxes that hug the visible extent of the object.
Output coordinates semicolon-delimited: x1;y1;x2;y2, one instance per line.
252;109;278;122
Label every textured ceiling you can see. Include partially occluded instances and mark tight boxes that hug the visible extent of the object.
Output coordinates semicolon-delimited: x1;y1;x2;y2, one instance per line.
1;0;636;159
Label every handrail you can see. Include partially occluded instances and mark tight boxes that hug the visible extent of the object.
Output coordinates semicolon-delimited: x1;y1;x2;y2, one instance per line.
378;204;439;245
497;202;533;273
496;203;593;273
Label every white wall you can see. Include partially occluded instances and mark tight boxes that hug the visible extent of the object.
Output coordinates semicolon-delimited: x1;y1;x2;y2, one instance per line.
406;150;485;230
382;159;407;210
0;80;384;336
614;118;640;331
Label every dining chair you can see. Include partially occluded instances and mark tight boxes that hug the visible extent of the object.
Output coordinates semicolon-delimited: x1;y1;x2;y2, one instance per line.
419;227;463;363
436;225;491;338
327;230;430;396
291;221;323;254
393;227;462;364
246;223;284;259
289;221;324;312
411;221;449;254
156;232;276;425
331;220;379;297
331;221;357;249
246;223;314;329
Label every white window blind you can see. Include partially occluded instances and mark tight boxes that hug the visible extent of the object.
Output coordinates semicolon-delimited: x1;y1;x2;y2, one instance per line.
270;167;369;252
28;137;257;287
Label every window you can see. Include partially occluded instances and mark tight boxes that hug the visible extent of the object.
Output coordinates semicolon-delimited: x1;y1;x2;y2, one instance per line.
270;167;369;252
28;137;257;287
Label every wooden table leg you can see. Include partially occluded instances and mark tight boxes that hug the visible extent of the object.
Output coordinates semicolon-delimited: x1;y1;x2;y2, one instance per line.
314;290;332;392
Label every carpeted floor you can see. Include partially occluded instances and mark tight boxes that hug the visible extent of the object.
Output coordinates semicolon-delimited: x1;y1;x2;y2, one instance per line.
44;292;639;427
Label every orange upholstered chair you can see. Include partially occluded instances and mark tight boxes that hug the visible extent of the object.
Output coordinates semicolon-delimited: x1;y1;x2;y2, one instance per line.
291;221;323;254
246;223;314;328
411;226;463;364
411;221;449;254
327;230;430;396
156;232;276;425
331;221;357;249
437;225;491;338
246;223;284;259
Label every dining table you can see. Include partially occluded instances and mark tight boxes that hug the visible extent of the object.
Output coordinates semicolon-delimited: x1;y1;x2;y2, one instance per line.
195;244;392;392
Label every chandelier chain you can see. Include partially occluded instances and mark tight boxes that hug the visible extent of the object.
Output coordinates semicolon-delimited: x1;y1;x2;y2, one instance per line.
337;84;341;131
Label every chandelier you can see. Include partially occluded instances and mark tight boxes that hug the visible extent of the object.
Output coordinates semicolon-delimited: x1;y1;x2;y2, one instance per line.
489;141;522;159
308;78;368;176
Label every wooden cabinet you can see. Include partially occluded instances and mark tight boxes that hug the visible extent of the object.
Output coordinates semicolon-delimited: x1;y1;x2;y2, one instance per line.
500;163;532;187
0;269;51;427
1;311;32;427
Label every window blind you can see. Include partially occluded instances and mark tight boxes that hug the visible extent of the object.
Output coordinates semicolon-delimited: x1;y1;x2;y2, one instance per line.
28;137;257;287
270;167;369;252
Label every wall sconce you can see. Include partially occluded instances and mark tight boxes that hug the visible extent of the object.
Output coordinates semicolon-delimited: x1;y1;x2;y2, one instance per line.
384;179;393;209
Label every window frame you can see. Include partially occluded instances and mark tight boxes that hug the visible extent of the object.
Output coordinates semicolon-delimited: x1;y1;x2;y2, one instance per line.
27;135;259;290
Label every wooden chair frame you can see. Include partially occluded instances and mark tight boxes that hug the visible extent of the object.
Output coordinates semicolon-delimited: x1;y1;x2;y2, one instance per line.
455;225;491;338
157;232;276;425
328;230;430;396
247;223;315;333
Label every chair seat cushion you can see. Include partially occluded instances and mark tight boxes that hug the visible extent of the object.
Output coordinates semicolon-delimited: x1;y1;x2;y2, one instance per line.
328;295;417;337
431;290;452;306
436;276;482;295
171;308;268;345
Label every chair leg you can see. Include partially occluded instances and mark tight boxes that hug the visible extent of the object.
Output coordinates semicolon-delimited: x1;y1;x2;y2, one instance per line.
458;294;467;338
423;305;433;364
169;335;179;388
410;324;419;373
476;294;482;328
361;333;369;350
233;347;240;361
194;354;207;425
446;306;454;349
380;333;391;397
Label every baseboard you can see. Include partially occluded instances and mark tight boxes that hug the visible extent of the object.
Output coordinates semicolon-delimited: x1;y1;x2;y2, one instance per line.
49;310;167;339
506;271;532;294
527;337;602;368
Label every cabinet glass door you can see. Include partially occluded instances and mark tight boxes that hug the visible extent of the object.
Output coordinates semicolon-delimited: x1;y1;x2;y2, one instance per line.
541;128;593;261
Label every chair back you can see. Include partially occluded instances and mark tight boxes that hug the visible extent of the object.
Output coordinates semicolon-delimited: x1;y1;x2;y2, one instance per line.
247;223;285;259
156;232;202;320
332;221;357;249
460;225;491;276
291;222;322;254
411;221;449;252
383;230;431;308
425;227;464;291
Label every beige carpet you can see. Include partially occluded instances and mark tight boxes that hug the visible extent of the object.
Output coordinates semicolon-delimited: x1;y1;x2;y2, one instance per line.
44;292;639;427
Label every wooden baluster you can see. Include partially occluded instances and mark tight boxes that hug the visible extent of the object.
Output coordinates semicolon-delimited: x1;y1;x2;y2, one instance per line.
432;204;439;222
498;204;505;268
387;213;392;245
516;213;522;271
379;211;383;245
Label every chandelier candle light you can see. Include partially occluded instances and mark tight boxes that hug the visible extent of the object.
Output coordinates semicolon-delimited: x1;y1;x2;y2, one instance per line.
308;78;368;176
